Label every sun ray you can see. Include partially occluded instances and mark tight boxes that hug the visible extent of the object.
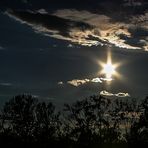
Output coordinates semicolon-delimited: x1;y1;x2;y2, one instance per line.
99;50;120;81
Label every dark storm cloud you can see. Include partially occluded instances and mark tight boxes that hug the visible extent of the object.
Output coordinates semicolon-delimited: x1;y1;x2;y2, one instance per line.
6;10;101;46
53;5;148;49
1;0;147;10
7;10;93;36
0;0;119;10
5;0;148;50
118;26;148;50
1;0;147;49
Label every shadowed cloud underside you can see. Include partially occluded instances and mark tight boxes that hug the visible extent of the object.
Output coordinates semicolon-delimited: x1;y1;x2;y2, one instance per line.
5;1;148;50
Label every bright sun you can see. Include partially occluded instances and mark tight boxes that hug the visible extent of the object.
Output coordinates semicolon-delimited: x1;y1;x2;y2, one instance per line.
103;62;115;79
99;50;119;81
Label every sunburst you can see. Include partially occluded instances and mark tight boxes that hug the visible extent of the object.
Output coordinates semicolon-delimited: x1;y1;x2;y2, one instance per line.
99;51;119;81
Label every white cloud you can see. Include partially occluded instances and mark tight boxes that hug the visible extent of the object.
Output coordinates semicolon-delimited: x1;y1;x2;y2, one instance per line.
58;76;115;87
100;90;130;97
100;77;113;82
37;9;48;14
67;44;74;48
67;79;90;87
115;92;130;97
67;77;104;87
100;90;114;96
91;78;102;83
58;81;64;85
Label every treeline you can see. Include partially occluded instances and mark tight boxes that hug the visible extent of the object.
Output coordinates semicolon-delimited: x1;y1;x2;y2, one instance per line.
0;94;148;148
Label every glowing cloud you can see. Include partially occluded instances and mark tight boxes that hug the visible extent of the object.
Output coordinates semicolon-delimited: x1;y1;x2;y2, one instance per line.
58;77;105;87
100;90;130;97
67;79;90;87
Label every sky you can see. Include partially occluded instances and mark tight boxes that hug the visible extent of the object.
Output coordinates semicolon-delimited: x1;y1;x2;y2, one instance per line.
0;0;148;107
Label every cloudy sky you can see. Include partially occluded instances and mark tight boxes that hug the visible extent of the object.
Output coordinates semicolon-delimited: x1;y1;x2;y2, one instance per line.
0;0;148;106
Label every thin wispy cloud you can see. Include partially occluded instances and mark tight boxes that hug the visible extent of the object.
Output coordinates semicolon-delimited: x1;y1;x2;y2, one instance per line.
37;9;48;14
0;46;5;50
0;83;12;86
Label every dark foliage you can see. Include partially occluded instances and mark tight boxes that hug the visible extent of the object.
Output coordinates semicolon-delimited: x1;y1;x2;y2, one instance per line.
0;94;148;148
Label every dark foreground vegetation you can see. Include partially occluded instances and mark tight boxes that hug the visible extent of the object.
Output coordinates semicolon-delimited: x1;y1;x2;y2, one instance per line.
0;94;148;148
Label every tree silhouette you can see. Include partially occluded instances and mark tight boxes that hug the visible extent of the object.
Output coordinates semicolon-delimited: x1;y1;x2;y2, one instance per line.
63;95;122;147
126;97;148;145
0;94;62;147
34;102;61;147
2;95;38;141
0;94;148;148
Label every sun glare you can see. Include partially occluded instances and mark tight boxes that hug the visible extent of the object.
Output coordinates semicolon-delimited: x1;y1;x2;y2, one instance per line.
103;62;115;79
99;50;119;81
